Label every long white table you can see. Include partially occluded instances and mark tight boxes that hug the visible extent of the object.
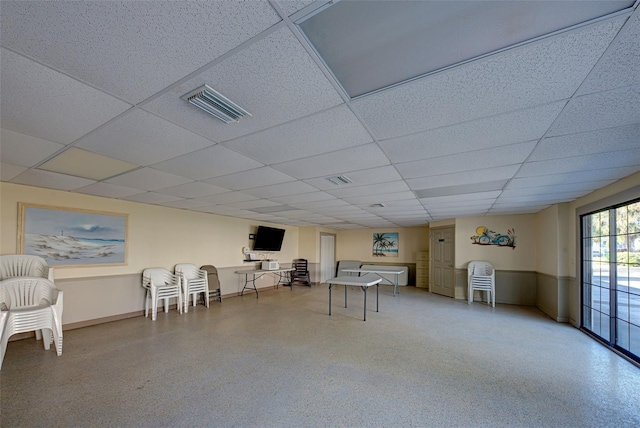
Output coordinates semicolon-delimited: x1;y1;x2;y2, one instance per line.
326;276;382;321
342;268;406;296
235;267;294;298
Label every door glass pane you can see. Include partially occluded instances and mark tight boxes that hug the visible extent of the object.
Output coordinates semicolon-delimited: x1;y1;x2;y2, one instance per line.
617;290;629;321
617;319;630;349
630;323;640;356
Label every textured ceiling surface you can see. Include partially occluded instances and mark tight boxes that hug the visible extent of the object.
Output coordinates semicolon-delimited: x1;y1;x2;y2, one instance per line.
1;0;639;228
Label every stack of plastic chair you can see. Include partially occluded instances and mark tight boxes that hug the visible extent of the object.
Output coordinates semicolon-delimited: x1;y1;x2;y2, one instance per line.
467;261;496;307
174;264;209;312
142;268;182;321
0;277;63;370
0;255;54;281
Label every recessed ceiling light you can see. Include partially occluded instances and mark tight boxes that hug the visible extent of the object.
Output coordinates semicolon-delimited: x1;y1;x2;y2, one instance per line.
182;85;251;124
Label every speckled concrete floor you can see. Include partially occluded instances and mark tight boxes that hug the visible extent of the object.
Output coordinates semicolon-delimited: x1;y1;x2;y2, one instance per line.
1;284;639;427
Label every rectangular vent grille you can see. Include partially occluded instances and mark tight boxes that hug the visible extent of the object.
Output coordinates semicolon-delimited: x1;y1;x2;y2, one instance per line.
370;203;386;208
182;85;251;123
326;175;353;185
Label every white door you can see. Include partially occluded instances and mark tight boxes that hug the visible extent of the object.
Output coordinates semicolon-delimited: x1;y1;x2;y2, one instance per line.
320;234;336;283
430;227;455;298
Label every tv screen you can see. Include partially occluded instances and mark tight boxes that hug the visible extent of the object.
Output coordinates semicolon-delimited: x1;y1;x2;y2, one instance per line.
253;226;285;251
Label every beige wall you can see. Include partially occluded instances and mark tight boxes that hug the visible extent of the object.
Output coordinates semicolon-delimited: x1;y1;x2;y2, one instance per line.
536;205;561;277
335;226;429;264
1;183;299;324
454;215;536;271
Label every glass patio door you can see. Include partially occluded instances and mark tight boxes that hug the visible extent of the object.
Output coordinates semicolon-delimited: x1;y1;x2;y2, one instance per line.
581;200;640;362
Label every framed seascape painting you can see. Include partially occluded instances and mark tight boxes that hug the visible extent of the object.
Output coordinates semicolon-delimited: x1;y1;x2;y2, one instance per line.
18;203;128;267
372;232;398;257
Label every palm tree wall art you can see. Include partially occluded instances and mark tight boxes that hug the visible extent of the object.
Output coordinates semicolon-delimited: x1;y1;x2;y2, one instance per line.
372;232;398;257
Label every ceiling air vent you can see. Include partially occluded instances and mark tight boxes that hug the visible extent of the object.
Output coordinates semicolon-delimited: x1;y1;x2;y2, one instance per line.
182;85;251;123
370;203;386;208
326;175;353;185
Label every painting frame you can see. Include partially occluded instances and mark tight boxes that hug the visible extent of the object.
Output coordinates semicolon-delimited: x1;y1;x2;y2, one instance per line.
372;232;399;257
17;202;128;268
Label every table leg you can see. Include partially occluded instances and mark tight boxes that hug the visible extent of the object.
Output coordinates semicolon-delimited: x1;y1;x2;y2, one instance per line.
329;284;332;316
376;283;379;312
344;285;347;308
394;274;399;296
362;286;367;321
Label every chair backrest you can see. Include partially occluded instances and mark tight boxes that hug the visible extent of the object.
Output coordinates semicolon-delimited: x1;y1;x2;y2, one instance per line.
0;255;53;281
0;277;58;310
336;260;361;276
142;268;178;288
293;259;308;274
200;265;220;289
468;261;494;277
174;263;200;280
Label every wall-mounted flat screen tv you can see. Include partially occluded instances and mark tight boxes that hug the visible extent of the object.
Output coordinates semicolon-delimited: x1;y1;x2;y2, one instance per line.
253;226;285;251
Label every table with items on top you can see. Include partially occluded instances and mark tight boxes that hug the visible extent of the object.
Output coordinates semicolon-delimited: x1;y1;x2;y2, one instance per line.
234;267;294;298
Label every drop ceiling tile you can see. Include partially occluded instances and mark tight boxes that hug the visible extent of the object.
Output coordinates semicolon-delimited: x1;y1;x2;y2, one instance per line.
38;148;138;180
105;167;193;191
157;199;211;210
380;101;564;163
517;149;640;177
578;13;640;95
304;165;403;190
0;48;130;144
228;200;281;210
406;165;520;190
121;192;183;204
414;180;507;199
191;205;239;214
77;109;215;166
529;124;640;162
204;167;295;190
419;190;502;205
75;182;144;199
144;27;342;142
0;128;65;167
495;194;576;204
271;191;337;204
273;143;390;179
421;199;496;209
1;163;27;181
547;85;640;137
289;199;352;210
192;192;258;205
10;169;95;191
509;166;639;188
224;105;372;164
489;206;550;214
152;145;263;180
155;181;229;198
352;18;624;140
342;191;416;205
279;0;317;16
326;180;410;198
397;141;536;179
501;181;613;198
244;181;318;198
427;208;489;216
0;1;281;103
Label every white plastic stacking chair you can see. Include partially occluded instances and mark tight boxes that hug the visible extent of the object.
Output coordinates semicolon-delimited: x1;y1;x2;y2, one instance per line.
0;255;54;281
142;268;182;321
467;261;495;307
0;277;63;370
174;264;209;313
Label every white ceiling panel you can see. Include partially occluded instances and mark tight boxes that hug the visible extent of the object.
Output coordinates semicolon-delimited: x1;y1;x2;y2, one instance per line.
406;165;520;190
0;128;64;167
75;182;144;199
421;199;497;210
152;145;263;180
271;191;337;204
192;192;258;206
0;48;130;144
224;105;372;164
227;199;280;210
509;167;640;189
420;191;501;205
578;12;640;95
143;27;343;143
121;192;183;204
518;149;640;177
76;109;215;166
204;167;295;190
397;141;536;179
496;194;577;204
530;124;640;162
547;85;640;137
106;167;193;191
0;1;281;103
244;181;318;198
501;181;613;198
489;206;549;214
304;165;403;190
0;163;27;181
155;181;230;198
273;144;390;179
326;180;410;198
289;199;351;210
380;101;565;163
10;169;95;191
342;191;417;205
352;17;624;140
277;0;317;17
157;199;211;210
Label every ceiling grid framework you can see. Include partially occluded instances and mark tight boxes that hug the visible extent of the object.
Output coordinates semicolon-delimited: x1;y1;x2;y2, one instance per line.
1;0;639;228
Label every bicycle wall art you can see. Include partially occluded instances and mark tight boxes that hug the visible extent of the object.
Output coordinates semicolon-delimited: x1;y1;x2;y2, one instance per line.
470;226;516;249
